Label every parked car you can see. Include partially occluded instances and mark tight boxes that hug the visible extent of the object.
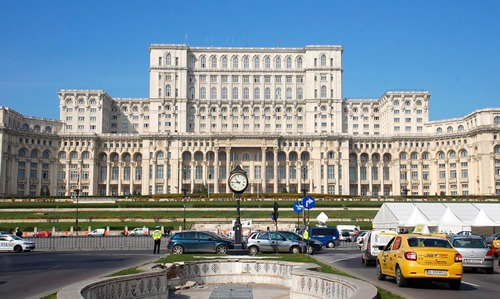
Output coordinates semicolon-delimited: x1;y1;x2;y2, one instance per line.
33;230;52;237
361;230;398;266
449;235;494;274
376;234;463;289
485;232;500;245
0;234;36;253
167;231;234;254
490;236;500;257
355;231;368;248
297;227;340;248
88;228;106;237
129;227;150;236
455;231;473;236
246;231;305;255
278;230;323;254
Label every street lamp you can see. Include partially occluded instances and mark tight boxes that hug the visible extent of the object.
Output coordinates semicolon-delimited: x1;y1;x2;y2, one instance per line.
301;166;307;226
181;167;188;230
74;188;80;235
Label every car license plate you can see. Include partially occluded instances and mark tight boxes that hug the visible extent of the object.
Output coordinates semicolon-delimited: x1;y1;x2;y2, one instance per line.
463;259;482;264
426;270;447;276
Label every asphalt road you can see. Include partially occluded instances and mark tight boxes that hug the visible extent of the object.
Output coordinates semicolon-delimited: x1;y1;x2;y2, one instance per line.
0;250;157;299
313;247;500;299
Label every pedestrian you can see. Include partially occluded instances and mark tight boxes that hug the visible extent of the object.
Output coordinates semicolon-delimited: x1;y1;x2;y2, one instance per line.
152;226;162;254
16;228;23;238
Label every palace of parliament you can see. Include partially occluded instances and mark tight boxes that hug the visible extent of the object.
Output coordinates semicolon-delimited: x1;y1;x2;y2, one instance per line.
1;43;499;198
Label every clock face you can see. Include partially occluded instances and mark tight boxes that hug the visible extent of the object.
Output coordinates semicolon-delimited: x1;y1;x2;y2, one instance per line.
229;173;248;192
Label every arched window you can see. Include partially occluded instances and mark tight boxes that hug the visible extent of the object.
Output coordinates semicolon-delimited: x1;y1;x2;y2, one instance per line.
100;153;107;161
275;88;281;100
360;153;369;162
437;151;445;159
210;87;217;100
448;150;456;158
296;56;303;68
410;152;419;160
111;153;119;162
22;124;29;131
349;153;357;162
194;152;203;161
265;88;271;100
289;152;298;161
320;54;326;66
243;88;249;100
232;87;239;99
458;125;464;132
460;150;468;157
264;56;271;69
122;153;131;162
222;87;228;100
58;151;66;159
42;150;50;159
200;56;206;68
301;152;310;161
254;88;260;100
399;152;407;160
166;53;171;65
200;87;206;99
19;148;26;157
82;151;90;160
253;56;260;69
31;149;38;158
275;56;281;69
243;56;249;69
383;154;391;162
210;55;217;68
286;88;292;100
494;116;500;125
70;151;78;160
156;151;164;160
221;56;228;68
422;152;430;160
437;127;443;134
34;125;40;132
372;153;380;162
286;56;292;69
297;88;303;100
189;87;195;100
45;126;52;133
447;126;453;133
321;86;327;98
327;151;335;160
232;56;238;68
135;154;142;162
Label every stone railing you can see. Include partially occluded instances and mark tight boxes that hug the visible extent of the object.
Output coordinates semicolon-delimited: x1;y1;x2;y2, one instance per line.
58;259;378;299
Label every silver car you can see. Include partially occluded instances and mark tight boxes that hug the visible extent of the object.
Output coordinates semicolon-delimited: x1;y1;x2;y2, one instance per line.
449;235;494;274
246;231;305;255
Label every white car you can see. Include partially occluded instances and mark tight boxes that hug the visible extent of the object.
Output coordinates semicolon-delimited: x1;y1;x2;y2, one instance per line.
0;234;35;253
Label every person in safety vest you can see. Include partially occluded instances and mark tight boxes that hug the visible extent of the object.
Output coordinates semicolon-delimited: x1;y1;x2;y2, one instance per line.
152;226;162;254
302;225;310;253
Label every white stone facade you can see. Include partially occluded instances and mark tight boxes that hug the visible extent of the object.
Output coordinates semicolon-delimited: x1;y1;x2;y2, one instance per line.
1;44;500;197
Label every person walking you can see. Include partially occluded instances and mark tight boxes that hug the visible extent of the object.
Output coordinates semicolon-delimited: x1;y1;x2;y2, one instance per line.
152;226;162;254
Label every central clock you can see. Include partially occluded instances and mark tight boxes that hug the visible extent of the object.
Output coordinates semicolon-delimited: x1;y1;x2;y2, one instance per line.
228;166;248;194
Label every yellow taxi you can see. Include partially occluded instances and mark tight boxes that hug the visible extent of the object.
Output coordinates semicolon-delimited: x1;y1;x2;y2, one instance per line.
492;238;500;258
376;234;463;289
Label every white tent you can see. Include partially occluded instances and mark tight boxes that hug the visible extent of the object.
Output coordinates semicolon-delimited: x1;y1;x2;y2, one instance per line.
372;203;500;234
437;207;471;233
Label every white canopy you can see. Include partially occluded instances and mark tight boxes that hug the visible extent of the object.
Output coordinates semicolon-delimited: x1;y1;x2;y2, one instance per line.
372;203;500;234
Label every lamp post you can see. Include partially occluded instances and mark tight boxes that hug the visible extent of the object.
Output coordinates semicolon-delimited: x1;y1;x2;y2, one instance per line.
74;188;80;236
301;166;307;226
181;167;188;230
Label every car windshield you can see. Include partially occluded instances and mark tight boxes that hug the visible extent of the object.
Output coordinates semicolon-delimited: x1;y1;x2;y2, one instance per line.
453;238;487;248
407;237;452;248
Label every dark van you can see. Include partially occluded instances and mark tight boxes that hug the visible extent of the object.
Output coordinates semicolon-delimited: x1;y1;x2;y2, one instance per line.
299;227;340;248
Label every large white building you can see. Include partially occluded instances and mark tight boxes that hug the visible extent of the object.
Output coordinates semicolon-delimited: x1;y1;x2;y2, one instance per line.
1;44;500;198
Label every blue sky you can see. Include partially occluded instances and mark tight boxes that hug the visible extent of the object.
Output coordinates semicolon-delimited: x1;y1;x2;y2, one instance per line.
1;0;499;121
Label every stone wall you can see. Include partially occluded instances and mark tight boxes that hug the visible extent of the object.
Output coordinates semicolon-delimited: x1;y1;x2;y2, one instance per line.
58;259;378;299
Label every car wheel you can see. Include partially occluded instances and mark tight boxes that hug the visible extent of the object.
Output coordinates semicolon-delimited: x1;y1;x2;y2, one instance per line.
363;257;370;267
396;265;407;287
485;267;494;274
14;245;23;253
376;262;385;281
248;246;259;256
326;241;335;248
307;245;314;254
172;245;184;255
290;246;300;254
216;245;228;255
449;280;461;290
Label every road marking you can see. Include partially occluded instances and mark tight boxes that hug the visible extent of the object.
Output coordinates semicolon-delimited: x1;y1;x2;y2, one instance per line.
328;256;358;263
461;281;480;288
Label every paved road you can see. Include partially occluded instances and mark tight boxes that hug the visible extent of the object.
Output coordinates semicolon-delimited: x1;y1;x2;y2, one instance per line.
313;248;500;299
0;250;157;299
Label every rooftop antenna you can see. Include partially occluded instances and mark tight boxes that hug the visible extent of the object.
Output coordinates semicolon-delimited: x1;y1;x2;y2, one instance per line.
184;34;188;46
276;39;280;48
